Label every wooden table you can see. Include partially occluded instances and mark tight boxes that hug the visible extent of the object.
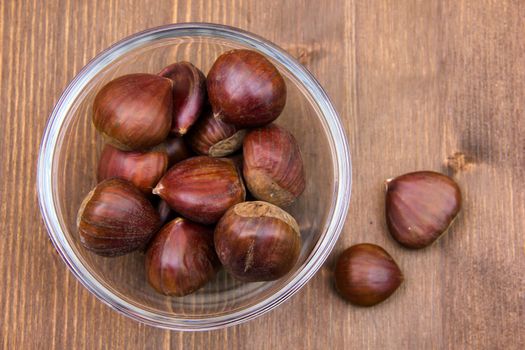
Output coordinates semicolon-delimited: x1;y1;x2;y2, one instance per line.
1;1;524;348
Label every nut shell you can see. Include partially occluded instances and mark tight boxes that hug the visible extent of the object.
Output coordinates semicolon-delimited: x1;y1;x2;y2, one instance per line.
214;201;301;282
187;108;246;157
385;171;462;249
159;61;206;135
77;178;161;257
207;49;286;127
93;73;173;150
334;244;403;306
153;156;246;224
97;144;168;194
145;218;219;296
243;124;305;207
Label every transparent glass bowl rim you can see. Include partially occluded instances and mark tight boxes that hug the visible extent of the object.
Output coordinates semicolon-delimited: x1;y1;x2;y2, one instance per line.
37;23;352;331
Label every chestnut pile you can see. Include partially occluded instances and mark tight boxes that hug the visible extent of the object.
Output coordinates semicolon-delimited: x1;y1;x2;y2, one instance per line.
77;50;306;296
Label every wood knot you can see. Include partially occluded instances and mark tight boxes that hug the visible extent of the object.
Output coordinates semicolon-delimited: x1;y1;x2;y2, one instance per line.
446;152;475;173
283;42;323;67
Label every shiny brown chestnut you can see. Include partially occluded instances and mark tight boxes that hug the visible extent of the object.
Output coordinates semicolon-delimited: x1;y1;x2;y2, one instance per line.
145;218;219;296
77;178;161;257
385;171;462;249
97;144;168;194
153;156;246;224
187;108;246;157
243;124;305;207
334;244;403;306
93;73;173;150
159;62;206;135
207;49;287;127
214;201;301;282
164;136;193;167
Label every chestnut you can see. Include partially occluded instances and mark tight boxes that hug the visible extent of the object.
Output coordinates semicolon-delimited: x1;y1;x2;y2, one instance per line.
145;218;219;296
187;108;246;157
93;73;173;150
214;201;301;282
153;156;245;224
164;136;192;167
77;178;161;257
243;124;305;207
207;49;287;127
97;144;168;194
385;171;462;249
334;244;403;306
158;61;206;135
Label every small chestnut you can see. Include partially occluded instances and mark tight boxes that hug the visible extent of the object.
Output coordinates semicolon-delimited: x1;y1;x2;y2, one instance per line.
187;108;246;157
385;171;462;249
77;178;161;257
207;49;287;127
97;144;168;194
145;218;219;296
334;244;403;306
243;124;305;207
153;156;245;224
93;73;173;150
214;201;301;282
164;136;193;167
158;61;206;135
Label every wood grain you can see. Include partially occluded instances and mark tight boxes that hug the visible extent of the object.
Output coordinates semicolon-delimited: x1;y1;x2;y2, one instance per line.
1;0;524;348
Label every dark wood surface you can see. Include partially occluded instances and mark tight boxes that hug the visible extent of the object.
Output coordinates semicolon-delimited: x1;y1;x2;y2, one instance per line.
1;0;524;348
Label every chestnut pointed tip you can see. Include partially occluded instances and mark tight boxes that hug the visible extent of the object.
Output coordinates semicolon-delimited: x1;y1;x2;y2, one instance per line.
384;178;393;192
172;217;185;224
152;184;163;195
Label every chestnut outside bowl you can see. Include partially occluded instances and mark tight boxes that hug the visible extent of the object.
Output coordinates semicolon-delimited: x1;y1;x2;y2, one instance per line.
37;23;351;331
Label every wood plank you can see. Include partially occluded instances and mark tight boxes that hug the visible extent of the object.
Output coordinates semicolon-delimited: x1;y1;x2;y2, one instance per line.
0;0;523;349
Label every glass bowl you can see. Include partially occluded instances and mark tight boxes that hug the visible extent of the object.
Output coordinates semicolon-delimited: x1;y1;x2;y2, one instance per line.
37;23;351;331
